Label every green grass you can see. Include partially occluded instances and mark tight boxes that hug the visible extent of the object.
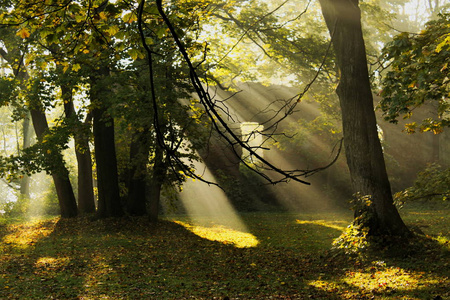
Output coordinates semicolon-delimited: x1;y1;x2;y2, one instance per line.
0;205;448;299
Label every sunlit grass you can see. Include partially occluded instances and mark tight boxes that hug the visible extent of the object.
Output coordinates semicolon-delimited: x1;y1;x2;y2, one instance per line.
343;267;419;292
35;257;70;269
173;220;259;248
309;263;447;299
433;235;450;250
0;206;448;299
1;218;57;249
296;219;346;231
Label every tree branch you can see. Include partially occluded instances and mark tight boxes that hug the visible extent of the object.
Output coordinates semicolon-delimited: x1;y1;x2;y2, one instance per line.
155;0;313;185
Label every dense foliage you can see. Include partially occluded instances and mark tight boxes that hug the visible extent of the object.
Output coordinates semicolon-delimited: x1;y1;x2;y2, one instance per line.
394;163;450;205
380;13;450;133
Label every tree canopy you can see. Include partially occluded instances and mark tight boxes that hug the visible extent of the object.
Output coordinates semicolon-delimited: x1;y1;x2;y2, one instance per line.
0;0;447;241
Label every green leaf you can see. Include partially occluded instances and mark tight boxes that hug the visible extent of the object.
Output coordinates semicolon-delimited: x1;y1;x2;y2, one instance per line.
128;48;140;60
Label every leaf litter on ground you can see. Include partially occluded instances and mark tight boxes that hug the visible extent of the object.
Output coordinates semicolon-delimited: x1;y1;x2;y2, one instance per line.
0;206;448;299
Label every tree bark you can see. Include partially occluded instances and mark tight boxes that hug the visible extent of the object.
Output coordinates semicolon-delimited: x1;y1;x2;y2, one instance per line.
91;69;123;218
127;131;151;216
61;85;96;214
318;0;410;237
19;114;33;198
148;144;165;222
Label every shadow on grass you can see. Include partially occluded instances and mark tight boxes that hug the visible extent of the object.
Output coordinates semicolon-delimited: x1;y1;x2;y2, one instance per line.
240;211;449;299
296;224;449;299
0;212;448;299
0;216;338;299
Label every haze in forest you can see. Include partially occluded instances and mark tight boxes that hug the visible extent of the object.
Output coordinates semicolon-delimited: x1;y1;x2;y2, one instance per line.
0;0;448;232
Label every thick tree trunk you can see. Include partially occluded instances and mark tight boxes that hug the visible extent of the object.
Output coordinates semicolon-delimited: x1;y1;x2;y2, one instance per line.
75;135;96;213
127;131;151;216
318;0;410;237
30;109;78;218
61;86;96;214
91;69;123;218
92;106;123;217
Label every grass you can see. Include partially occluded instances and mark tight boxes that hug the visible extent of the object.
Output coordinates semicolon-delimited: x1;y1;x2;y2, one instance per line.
0;204;448;299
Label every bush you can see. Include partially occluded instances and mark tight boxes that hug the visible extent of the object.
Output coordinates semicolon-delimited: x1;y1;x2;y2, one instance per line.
1;196;30;217
394;163;449;206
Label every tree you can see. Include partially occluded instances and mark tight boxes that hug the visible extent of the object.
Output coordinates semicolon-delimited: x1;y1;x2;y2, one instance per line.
0;0;210;220
317;0;411;237
0;26;78;218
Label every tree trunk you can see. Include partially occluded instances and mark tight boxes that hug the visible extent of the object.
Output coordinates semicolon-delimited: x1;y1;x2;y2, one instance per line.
30;108;78;218
318;0;410;237
75;133;96;213
61;85;96;214
127;131;151;216
19;114;33;198
91;69;123;218
149;144;165;222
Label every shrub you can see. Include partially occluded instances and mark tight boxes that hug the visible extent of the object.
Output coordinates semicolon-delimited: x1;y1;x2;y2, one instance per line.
394;163;449;206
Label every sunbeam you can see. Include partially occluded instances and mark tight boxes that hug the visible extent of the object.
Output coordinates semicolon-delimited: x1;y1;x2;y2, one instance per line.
176;157;258;246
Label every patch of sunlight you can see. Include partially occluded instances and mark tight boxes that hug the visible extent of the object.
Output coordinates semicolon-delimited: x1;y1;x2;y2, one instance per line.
177;153;249;233
344;267;420;292
433;235;450;250
2;218;57;248
173;220;259;248
308;280;365;299
35;257;70;269
310;264;444;297
296;219;346;231
308;279;341;291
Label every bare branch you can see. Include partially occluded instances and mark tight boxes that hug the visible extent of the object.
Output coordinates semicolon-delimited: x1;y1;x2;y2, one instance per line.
155;0;313;185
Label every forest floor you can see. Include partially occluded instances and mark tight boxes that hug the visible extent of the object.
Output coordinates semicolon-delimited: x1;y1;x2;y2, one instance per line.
0;203;448;299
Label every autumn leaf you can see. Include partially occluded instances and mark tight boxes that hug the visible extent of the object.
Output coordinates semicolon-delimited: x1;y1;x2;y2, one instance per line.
16;28;30;39
98;12;107;20
122;12;137;24
72;64;81;72
106;25;120;37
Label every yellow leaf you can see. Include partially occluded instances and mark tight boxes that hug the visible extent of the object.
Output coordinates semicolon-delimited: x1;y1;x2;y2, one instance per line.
60;61;69;73
122;12;137;23
435;34;450;53
72;64;81;72
16;27;30;39
99;12;107;20
107;25;120;36
47;149;52;154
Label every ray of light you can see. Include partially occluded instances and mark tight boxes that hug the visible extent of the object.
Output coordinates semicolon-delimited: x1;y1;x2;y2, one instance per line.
176;156;258;246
